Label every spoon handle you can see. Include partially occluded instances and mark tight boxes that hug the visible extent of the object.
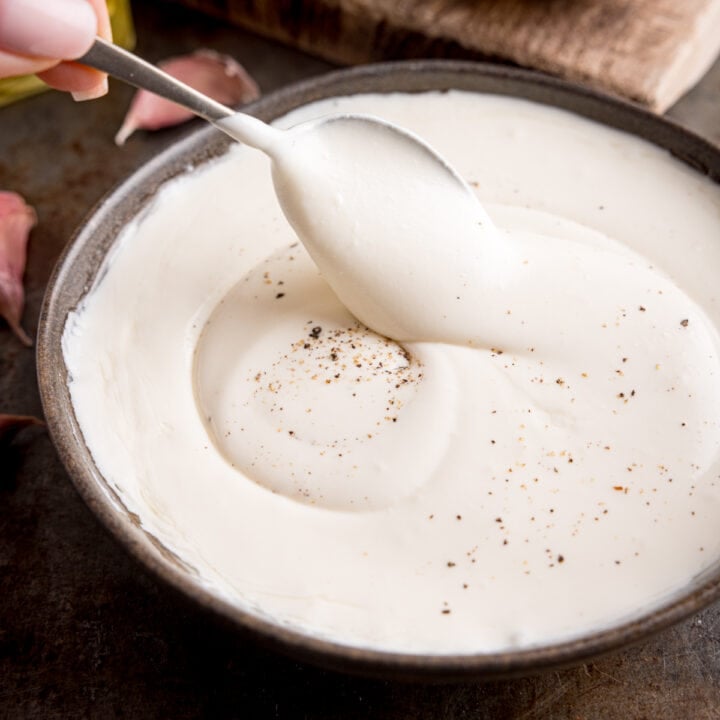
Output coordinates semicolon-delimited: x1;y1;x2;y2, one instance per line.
77;37;233;123
78;38;281;152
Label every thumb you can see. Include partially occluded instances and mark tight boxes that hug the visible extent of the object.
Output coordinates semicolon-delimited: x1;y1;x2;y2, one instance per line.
0;0;97;60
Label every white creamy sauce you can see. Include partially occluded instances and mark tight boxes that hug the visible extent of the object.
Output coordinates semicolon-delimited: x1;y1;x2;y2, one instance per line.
63;91;720;654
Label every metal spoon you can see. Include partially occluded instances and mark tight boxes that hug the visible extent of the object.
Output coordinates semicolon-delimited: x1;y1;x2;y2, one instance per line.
79;38;474;159
78;38;278;149
78;39;495;341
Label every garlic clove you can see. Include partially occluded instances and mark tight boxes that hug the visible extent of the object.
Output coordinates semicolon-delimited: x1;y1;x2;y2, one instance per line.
0;192;36;347
115;50;261;145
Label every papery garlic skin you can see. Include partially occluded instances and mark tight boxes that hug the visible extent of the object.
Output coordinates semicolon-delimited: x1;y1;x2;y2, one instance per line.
64;91;720;654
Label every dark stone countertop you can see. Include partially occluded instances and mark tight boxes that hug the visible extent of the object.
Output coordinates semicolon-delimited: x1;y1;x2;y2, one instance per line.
2;3;720;717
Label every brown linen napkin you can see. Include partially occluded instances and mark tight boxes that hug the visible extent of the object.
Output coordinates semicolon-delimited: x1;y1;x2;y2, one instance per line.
171;0;720;110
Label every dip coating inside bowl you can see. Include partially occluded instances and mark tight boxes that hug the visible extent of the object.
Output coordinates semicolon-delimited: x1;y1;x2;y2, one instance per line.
39;62;720;680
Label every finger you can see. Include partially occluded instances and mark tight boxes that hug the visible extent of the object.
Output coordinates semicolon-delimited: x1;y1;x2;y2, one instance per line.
0;48;57;79
37;0;112;101
38;61;108;99
85;0;113;41
0;0;97;59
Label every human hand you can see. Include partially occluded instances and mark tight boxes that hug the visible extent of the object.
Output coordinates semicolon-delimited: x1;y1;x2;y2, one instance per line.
0;0;111;100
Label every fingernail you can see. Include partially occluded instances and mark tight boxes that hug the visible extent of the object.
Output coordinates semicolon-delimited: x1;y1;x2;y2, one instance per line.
72;75;108;102
0;0;97;59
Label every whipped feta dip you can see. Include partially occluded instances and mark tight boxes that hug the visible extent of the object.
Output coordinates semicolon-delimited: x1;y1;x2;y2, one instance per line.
63;90;720;654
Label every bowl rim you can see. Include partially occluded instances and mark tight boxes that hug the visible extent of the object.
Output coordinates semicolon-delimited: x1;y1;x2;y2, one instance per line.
37;59;720;681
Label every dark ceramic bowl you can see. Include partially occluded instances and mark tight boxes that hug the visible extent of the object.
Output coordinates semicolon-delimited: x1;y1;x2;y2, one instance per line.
38;61;720;681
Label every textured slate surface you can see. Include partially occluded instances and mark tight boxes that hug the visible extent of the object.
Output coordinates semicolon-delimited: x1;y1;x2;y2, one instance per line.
1;2;720;717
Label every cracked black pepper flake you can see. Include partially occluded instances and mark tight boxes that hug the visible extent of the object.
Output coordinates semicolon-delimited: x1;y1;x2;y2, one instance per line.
680;318;689;327
275;292;285;299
